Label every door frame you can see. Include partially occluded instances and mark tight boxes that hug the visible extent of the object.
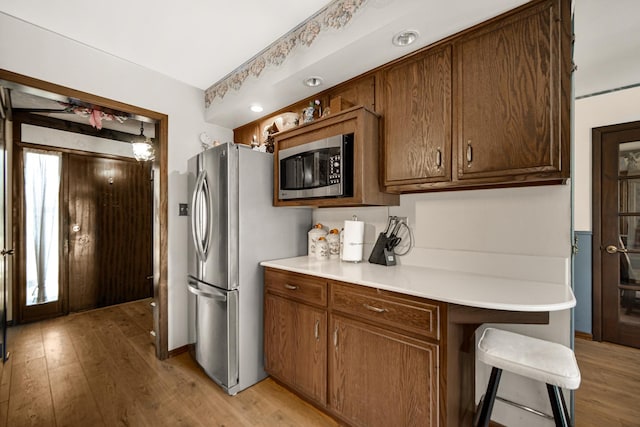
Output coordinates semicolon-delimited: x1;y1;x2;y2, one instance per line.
591;119;640;342
0;69;169;359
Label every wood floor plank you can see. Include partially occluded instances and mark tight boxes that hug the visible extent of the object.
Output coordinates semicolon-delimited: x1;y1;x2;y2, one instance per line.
0;356;10;404
119;298;154;334
48;361;105;427
0;400;7;427
42;326;78;370
6;357;55;427
86;369;152;427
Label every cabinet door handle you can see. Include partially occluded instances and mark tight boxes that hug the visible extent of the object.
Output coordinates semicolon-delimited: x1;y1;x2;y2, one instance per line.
466;141;473;165
436;148;442;168
284;284;298;290
314;320;320;340
363;303;387;313
333;327;339;348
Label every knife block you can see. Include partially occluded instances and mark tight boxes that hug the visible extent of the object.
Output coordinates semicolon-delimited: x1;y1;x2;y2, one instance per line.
368;233;396;266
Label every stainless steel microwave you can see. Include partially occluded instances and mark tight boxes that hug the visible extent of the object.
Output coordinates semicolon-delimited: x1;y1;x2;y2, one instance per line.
278;133;354;200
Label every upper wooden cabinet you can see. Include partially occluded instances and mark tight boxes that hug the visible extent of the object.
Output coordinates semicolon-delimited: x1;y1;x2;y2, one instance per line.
454;0;569;183
233;122;259;146
381;45;452;190
234;0;570;194
379;0;570;192
327;75;376;112
273;106;399;207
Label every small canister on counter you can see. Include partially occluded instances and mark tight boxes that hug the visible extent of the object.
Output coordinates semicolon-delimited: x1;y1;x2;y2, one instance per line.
308;223;328;257
315;236;329;260
326;228;340;259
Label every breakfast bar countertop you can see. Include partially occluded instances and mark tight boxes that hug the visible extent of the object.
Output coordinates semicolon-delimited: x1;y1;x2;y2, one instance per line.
260;256;576;312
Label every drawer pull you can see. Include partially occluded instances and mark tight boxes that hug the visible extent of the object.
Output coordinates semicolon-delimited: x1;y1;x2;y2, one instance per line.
436;148;442;168
314;320;320;340
466;141;473;165
363;303;387;313
284;284;298;290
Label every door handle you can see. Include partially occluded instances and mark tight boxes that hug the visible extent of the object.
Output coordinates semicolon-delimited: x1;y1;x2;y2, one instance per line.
605;245;628;254
363;303;387;313
187;280;227;302
1;249;13;256
191;170;207;262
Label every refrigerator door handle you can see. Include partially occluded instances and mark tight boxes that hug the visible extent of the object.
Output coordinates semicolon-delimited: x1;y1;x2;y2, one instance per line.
200;173;212;259
187;280;227;302
191;169;207;262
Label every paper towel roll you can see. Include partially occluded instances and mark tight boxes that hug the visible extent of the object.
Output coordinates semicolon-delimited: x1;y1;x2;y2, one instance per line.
341;218;364;262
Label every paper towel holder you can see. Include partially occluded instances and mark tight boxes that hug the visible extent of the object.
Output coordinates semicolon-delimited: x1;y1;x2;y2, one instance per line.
341;215;365;263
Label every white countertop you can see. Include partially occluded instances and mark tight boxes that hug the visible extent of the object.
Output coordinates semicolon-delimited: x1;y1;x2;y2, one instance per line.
260;256;576;312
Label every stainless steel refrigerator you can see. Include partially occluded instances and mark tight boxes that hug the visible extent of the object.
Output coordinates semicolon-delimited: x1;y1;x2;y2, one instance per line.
187;142;311;395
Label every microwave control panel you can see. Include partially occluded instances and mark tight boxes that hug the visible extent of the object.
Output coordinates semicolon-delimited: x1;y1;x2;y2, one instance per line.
329;154;341;185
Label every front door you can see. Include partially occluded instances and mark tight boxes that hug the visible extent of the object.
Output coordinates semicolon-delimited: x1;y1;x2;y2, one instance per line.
0;88;10;360
67;154;153;311
594;120;640;348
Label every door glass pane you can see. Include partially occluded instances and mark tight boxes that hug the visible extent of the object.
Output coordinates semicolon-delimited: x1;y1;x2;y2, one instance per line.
24;149;61;306
619;178;640;214
618;142;640;324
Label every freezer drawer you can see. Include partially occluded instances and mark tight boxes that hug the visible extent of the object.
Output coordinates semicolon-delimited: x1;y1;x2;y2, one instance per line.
187;277;238;391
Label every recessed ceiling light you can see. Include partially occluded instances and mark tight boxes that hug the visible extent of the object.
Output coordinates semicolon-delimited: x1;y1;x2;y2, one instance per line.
392;30;419;47
250;104;263;113
304;76;323;87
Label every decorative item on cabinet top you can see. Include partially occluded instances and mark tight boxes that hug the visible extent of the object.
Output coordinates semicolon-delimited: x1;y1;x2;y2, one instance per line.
273;105;399;208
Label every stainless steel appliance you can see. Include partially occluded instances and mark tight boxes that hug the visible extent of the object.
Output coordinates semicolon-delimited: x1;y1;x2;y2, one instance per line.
187;142;311;395
278;132;353;200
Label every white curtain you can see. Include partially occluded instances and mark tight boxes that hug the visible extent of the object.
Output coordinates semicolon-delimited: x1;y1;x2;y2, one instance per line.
24;148;61;305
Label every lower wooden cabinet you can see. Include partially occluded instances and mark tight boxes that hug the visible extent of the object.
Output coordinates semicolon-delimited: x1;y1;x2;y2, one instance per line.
263;268;442;426
329;314;439;427
264;293;327;405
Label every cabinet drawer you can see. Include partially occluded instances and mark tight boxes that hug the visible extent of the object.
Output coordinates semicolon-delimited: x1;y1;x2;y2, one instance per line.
330;282;440;340
264;268;327;307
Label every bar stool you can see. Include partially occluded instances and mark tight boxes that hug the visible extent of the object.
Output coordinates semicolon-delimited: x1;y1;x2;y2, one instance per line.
474;328;581;427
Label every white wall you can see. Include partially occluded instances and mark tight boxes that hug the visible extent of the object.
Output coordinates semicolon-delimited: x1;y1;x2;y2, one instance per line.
0;12;233;350
574;86;640;232
314;184;573;426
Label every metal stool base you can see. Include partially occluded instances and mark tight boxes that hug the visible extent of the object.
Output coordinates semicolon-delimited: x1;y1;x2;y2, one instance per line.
474;367;573;427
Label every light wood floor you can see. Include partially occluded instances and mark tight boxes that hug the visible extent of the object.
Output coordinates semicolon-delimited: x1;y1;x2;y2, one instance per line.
0;299;337;427
574;338;640;427
0;301;638;427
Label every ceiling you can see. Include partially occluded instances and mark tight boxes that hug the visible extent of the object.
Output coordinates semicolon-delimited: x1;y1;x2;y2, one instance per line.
1;0;639;131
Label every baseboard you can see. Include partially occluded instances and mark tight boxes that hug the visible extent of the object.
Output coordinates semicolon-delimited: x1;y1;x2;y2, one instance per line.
575;331;593;341
168;344;189;358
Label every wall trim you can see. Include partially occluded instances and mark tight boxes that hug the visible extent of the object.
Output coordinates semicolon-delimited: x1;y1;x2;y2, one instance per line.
575;331;593;341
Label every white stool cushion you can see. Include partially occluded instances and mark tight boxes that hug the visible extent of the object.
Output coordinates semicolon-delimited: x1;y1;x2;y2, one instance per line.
477;328;581;390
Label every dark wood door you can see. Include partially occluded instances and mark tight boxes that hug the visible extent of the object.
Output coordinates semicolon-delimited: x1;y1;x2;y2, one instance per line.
328;314;438;427
594;121;640;348
454;0;564;181
68;154;152;311
381;45;452;190
264;293;327;404
0;101;8;360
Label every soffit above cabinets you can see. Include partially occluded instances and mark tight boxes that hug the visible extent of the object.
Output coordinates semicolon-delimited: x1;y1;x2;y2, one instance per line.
2;0;638;128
